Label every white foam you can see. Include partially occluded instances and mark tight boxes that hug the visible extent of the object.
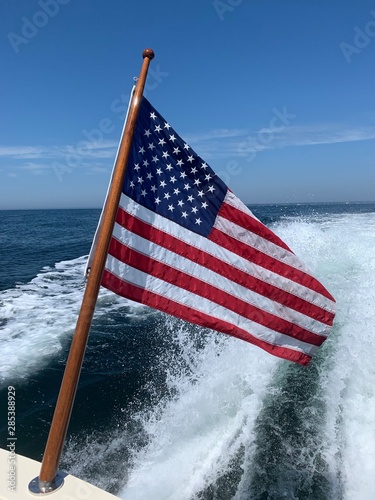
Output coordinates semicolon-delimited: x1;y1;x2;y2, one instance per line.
116;318;277;500
0;256;143;385
3;210;375;499
117;211;375;499
299;214;375;500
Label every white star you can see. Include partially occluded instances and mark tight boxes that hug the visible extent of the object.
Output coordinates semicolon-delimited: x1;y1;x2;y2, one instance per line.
173;187;180;195
144;129;151;137
162;151;170;159
173;147;180;155
159;138;166;146
191;206;198;214
160;180;167;188
188;195;194;202
177;199;184;206
164;122;171;129
205;173;212;181
155;125;162;132
180;171;187;179
181;211;188;218
150;112;157;120
129;181;135;188
156;168;162;175
152;155;159;163
137;176;144;184
134;163;140;171
184;183;191;190
169;134;176;142
195;218;202;225
141;189;147;197
190;167;198;175
164;192;171;200
168;204;174;212
166;164;173;171
187;155;194;163
207;185;215;193
148;143;155;150
193;178;201;186
183;143;190;150
147;172;153;180
197;190;204;197
201;163;208;169
170;176;176;184
177;159;184;167
143;159;149;167
155;197;161;204
151;185;157;192
138;146;145;154
202;201;208;208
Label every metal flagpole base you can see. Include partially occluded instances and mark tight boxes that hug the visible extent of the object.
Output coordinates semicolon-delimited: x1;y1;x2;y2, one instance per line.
28;474;64;495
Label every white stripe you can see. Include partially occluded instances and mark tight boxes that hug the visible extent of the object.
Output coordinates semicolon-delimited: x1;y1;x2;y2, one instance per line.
118;194;335;314
220;190;309;273
112;223;330;337
225;190;257;216
215;215;303;270
105;255;319;357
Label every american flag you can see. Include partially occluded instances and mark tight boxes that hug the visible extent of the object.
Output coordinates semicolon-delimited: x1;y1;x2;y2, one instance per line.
101;97;335;366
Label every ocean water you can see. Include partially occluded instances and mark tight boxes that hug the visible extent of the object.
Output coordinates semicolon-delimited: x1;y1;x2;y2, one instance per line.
0;202;375;499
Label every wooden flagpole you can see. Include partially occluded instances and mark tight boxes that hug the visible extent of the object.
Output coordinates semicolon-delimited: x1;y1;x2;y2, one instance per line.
35;49;155;493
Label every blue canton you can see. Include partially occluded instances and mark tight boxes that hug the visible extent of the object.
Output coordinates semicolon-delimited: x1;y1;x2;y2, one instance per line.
123;98;227;237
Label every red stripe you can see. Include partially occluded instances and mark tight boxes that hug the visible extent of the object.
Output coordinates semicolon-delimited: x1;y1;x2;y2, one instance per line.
102;269;313;366
219;199;292;251
108;237;326;346
216;203;335;302
115;207;334;325
212;212;334;301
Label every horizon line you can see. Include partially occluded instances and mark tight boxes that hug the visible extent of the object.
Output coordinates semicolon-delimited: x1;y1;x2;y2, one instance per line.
1;199;375;211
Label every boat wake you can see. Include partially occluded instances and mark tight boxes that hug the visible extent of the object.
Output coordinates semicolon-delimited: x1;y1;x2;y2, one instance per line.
1;211;375;499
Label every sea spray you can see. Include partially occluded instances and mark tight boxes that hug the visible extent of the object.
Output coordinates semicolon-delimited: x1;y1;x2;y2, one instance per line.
1;205;374;499
316;214;375;500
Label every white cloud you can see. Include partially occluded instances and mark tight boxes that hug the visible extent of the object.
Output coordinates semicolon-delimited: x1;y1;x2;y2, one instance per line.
0;123;374;171
23;162;51;175
0;146;50;159
0;140;118;161
272;124;375;148
185;123;375;159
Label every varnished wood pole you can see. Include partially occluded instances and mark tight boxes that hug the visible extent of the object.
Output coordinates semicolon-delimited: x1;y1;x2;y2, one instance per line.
37;49;155;492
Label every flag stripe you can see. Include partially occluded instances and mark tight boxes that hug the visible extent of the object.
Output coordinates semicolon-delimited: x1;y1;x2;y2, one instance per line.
220;191;293;252
214;194;334;301
108;235;327;346
102;271;313;365
210;223;330;302
102;263;317;366
115;196;335;323
112;217;332;333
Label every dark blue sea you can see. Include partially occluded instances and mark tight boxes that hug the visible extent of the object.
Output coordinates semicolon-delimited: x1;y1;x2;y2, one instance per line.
1;202;375;499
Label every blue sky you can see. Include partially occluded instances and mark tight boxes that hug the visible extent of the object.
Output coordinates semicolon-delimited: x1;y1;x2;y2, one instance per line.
1;0;375;209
